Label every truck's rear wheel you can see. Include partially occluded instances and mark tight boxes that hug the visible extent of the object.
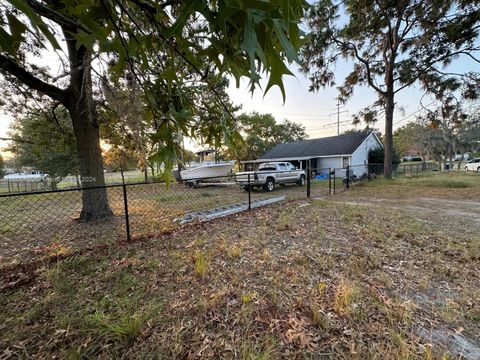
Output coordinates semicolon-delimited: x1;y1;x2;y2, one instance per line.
263;178;275;192
297;175;305;186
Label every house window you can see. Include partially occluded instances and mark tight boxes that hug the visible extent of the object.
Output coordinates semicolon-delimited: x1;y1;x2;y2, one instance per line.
342;157;349;168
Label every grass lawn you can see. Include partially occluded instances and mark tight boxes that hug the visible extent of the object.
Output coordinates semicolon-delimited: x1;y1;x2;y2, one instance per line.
0;172;479;359
0;180;323;268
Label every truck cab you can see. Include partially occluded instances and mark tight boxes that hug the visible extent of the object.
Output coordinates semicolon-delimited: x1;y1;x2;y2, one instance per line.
235;162;306;191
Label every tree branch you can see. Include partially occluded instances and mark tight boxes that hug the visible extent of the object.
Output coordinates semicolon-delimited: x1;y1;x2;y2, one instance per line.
0;137;35;144
0;54;67;103
117;2;238;124
394;77;418;94
338;40;386;95
394;48;479;94
24;0;88;33
128;0;177;13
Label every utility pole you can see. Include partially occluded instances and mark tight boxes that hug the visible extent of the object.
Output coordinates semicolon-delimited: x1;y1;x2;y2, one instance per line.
329;102;348;135
336;102;340;135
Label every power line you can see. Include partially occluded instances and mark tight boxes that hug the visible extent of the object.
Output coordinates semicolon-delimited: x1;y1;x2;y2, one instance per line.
306;119;352;131
239;103;336;119
393;102;435;127
329;102;348;135
266;111;333;119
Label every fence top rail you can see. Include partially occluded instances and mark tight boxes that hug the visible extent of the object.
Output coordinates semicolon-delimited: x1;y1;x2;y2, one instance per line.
0;180;168;198
0;170;272;198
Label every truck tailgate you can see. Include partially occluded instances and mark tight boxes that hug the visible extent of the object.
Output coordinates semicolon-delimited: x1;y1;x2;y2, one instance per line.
235;171;255;182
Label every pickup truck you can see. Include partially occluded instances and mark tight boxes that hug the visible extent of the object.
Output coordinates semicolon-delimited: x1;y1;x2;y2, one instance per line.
235;162;306;192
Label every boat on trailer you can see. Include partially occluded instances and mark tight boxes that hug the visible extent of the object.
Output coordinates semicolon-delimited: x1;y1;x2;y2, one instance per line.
179;150;234;186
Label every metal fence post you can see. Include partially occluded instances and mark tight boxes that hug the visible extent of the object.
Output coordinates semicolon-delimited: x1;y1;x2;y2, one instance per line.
306;160;311;198
328;167;332;194
122;183;131;241
247;173;251;211
345;165;350;189
333;169;336;194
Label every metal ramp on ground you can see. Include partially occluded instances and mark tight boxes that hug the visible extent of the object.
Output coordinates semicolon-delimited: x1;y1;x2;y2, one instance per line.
174;196;285;225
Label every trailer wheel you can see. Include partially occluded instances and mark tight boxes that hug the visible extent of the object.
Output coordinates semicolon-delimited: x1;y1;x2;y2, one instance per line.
263;178;275;192
187;180;197;188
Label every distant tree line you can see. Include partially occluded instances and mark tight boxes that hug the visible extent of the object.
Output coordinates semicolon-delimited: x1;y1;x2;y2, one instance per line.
222;112;308;162
394;98;480;169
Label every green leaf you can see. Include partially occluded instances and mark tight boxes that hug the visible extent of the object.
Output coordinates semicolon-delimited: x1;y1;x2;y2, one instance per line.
264;52;293;102
7;0;61;50
7;0;40;23
37;23;61;50
0;28;15;56
7;12;28;42
242;10;257;76
75;31;97;49
272;18;299;62
164;0;205;38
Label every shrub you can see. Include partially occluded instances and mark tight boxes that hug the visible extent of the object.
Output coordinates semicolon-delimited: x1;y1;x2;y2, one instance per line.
368;147;401;165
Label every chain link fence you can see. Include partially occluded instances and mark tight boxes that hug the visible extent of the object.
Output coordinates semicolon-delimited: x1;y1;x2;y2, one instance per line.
0;172;320;267
327;162;441;191
0;162;439;267
0;171;151;195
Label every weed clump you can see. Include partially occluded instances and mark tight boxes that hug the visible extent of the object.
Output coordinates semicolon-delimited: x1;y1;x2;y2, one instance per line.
194;251;209;279
333;279;358;316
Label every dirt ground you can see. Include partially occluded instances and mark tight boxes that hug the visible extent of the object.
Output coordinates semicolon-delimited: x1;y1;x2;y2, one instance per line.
340;196;480;229
331;173;480;359
0;171;479;359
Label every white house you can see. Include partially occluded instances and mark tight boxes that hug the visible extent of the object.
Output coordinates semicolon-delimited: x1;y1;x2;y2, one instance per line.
243;131;383;176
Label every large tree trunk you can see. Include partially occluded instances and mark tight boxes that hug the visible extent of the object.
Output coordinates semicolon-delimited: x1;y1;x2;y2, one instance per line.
0;8;111;220
384;90;395;179
65;31;111;221
67;96;112;220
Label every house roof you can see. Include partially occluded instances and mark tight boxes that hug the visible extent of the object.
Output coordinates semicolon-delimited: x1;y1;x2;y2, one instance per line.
259;131;378;160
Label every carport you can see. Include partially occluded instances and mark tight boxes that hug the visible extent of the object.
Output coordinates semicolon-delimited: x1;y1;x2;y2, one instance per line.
241;156;311;171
